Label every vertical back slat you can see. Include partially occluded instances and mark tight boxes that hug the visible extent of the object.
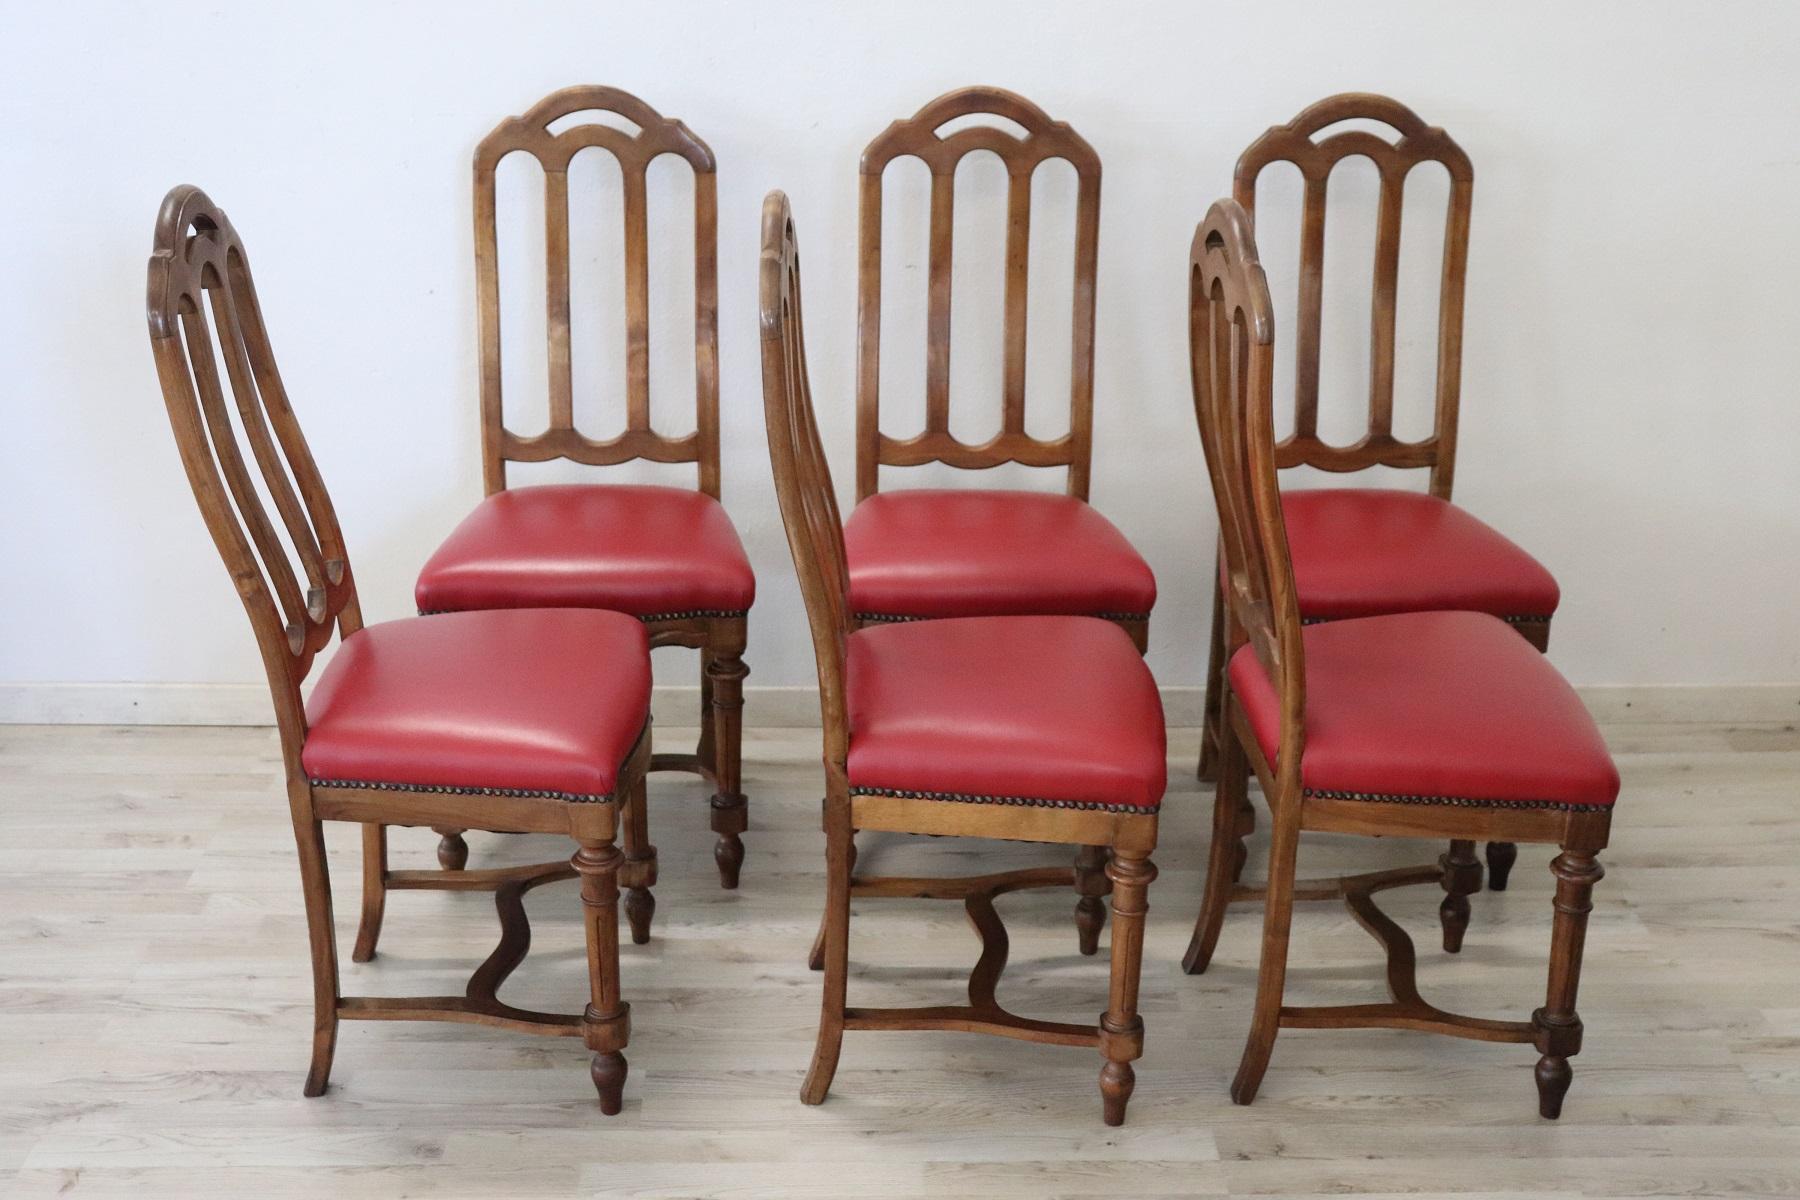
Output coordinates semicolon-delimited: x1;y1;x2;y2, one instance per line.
1000;165;1031;436
694;170;721;497
924;167;955;435
1367;165;1405;439
621;162;652;433
1066;165;1101;500
473;166;506;494
1292;174;1328;443
854;170;884;501
1431;175;1475;498
543;167;574;431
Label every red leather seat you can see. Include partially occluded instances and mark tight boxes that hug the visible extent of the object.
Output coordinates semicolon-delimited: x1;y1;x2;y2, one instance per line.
415;484;756;618
1283;489;1558;622
302;609;652;801
844;490;1156;621
1230;610;1618;809
847;615;1166;811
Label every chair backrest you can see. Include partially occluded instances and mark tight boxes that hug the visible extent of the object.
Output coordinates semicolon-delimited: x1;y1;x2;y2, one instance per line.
760;191;850;764
475;86;721;496
1236;93;1472;498
1189;199;1305;762
146;185;362;760
855;86;1102;502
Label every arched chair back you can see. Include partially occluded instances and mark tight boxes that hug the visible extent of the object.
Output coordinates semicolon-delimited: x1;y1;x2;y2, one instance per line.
145;185;362;760
1188;198;1301;766
759;191;850;765
855;86;1101;501
1236;93;1472;497
475;86;721;495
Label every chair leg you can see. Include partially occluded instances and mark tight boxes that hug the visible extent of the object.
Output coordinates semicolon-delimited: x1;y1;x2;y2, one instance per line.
807;831;854;971
696;646;717;769
572;837;630;1115
1183;728;1249;974
1438;838;1482;953
1099;853;1156;1125
801;802;853;1105
1073;845;1110;956
434;826;470;871
1197;570;1227;782
1533;848;1604;1119
1486;841;1519;891
291;814;340;1098
1230;793;1302;1106
707;620;749;889
350;822;388;963
620;775;658;946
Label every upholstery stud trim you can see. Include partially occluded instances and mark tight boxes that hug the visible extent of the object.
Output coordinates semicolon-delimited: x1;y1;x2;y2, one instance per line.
850;785;1159;815
1305;787;1610;813
309;777;617;805
855;611;1151;625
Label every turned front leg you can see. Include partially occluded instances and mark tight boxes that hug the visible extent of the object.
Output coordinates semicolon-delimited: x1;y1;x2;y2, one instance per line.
433;826;469;871
573;839;631;1115
619;776;658;945
707;620;749;889
1099;853;1156;1126
1534;849;1603;1119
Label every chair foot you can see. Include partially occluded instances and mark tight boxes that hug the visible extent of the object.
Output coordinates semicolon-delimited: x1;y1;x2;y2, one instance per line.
351;823;387;963
1073;845;1110;956
1535;1053;1572;1119
1486;841;1519;891
435;827;469;871
1099;1059;1135;1126
1438;839;1481;953
591;1051;628;1115
625;887;655;945
303;1021;336;1098
713;826;745;890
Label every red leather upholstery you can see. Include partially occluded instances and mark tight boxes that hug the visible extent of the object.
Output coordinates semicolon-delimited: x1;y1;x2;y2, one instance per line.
844;490;1156;620
415;484;755;618
302;609;652;800
847;616;1166;811
1282;489;1558;621
1229;610;1618;809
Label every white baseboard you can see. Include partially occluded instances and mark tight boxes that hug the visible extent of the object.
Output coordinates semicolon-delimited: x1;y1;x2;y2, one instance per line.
2;681;1796;728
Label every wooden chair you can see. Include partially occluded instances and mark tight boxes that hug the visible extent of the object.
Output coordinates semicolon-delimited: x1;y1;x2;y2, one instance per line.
833;86;1154;958
1196;94;1561;894
762;191;1165;1125
415;87;753;897
1182;198;1619;1118
147;185;652;1114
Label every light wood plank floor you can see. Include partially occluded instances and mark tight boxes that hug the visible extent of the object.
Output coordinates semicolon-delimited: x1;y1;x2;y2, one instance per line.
2;720;1798;1198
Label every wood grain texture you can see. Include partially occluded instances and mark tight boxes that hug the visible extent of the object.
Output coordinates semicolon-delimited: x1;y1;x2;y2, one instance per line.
1;721;1796;1196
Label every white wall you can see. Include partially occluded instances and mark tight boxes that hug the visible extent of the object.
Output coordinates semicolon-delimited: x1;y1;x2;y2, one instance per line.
3;0;1798;710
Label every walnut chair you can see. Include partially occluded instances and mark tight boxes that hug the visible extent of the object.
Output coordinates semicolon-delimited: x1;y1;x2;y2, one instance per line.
826;86;1155;961
762;191;1165;1125
1196;94;1560;895
415;87;754;900
1182;198;1619;1118
147;185;652;1114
